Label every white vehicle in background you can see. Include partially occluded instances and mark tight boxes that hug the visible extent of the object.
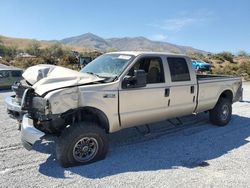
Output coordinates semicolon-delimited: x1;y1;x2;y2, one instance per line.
5;51;242;167
0;64;23;89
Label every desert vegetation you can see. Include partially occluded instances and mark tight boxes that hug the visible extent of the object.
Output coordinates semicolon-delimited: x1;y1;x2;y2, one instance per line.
1;36;250;80
188;51;250;80
0;37;102;70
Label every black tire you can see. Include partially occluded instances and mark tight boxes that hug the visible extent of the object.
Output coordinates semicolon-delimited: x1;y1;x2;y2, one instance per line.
56;122;108;167
209;98;232;126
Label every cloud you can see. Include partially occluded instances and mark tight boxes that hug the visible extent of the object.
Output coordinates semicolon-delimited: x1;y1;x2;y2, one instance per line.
149;10;214;32
149;17;198;32
160;18;196;31
150;34;168;41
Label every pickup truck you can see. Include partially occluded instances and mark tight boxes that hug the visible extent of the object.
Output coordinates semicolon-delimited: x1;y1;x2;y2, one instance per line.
5;51;243;167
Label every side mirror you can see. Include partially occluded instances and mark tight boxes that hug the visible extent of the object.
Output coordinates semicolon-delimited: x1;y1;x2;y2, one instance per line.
122;69;147;88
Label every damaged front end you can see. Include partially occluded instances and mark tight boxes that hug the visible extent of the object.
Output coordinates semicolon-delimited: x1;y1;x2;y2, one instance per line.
5;64;101;150
21;88;66;134
19;88;66;150
5;81;30;121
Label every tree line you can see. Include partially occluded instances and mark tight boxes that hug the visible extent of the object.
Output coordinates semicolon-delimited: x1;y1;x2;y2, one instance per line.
0;39;102;70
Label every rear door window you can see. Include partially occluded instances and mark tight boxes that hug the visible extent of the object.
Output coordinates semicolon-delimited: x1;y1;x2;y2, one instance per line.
167;57;191;82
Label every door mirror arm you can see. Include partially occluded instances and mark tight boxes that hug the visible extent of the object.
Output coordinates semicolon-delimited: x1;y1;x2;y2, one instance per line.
122;69;147;89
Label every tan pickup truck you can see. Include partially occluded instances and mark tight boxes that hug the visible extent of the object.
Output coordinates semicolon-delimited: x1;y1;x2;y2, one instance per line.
5;52;243;167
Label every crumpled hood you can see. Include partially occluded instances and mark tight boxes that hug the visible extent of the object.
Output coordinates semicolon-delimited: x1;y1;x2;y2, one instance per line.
22;64;103;96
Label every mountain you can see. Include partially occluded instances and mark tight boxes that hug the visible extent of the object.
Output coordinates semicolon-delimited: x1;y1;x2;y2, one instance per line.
61;33;109;50
61;33;207;54
0;33;208;54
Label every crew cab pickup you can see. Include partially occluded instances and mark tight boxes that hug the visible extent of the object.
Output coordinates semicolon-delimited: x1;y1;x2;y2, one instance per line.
5;52;243;167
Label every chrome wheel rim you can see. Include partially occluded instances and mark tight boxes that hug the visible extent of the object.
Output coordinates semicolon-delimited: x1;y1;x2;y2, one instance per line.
221;105;229;121
73;137;98;162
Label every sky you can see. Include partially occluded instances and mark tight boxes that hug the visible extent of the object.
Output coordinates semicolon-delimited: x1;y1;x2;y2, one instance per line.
0;0;249;53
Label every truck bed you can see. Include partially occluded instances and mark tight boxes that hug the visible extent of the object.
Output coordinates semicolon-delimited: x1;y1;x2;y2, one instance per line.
195;74;242;113
197;74;239;81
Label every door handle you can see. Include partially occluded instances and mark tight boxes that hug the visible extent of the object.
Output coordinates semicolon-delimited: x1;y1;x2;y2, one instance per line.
165;88;170;97
190;86;195;94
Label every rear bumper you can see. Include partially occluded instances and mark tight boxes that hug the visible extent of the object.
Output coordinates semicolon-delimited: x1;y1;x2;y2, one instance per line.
21;114;45;150
5;96;25;121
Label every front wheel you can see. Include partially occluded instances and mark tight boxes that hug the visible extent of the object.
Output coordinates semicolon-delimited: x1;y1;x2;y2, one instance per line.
56;122;108;167
209;98;232;126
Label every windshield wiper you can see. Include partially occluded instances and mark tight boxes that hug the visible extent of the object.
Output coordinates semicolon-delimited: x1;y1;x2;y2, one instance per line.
86;72;101;78
85;72;116;83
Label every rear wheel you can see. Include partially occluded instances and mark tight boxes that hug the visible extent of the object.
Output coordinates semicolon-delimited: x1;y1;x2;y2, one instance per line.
56;122;108;167
209;98;232;126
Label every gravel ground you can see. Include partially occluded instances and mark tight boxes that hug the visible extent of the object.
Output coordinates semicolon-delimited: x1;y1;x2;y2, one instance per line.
0;83;250;188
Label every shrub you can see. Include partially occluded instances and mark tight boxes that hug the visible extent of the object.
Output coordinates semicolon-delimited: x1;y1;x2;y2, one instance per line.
210;52;234;63
26;41;41;56
212;60;250;81
238;50;249;57
13;57;45;69
58;54;80;70
218;52;234;63
238;60;250;80
212;63;238;75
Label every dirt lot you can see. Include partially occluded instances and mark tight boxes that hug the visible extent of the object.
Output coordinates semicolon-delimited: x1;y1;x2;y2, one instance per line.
0;83;250;188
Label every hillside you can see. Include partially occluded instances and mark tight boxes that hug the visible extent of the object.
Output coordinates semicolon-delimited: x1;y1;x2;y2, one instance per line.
0;33;208;54
1;33;250;81
0;35;83;52
60;33;207;54
0;35;51;49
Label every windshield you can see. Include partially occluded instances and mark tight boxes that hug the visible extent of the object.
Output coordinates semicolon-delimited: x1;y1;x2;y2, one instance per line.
80;54;134;80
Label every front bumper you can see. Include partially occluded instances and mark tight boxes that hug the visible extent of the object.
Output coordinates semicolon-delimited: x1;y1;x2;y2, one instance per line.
21;114;45;150
5;96;25;121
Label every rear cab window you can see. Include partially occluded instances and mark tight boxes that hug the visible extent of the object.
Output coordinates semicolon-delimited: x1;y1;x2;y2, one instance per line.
167;57;191;82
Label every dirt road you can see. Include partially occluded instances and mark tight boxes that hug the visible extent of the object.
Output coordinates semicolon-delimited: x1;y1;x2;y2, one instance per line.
1;83;250;188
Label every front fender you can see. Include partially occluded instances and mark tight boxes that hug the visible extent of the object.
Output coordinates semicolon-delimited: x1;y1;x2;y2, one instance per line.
44;87;79;114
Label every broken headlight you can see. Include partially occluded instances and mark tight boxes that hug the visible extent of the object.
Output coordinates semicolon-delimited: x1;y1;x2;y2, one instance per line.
32;97;51;115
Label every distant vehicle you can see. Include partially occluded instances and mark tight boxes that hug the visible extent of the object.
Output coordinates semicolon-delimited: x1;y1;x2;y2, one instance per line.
0;64;23;89
191;59;211;71
17;52;36;58
0;56;2;59
80;56;92;68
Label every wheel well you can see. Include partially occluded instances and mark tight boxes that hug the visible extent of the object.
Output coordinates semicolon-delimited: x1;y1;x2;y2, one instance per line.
219;90;233;102
62;107;110;133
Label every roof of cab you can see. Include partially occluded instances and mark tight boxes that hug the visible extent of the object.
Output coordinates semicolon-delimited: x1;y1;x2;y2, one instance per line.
107;51;187;57
0;63;23;71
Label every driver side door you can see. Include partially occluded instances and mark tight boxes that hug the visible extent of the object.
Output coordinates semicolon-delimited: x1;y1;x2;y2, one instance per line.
119;56;168;128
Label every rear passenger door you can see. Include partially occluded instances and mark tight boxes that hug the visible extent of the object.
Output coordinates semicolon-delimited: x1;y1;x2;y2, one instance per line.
166;57;197;118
